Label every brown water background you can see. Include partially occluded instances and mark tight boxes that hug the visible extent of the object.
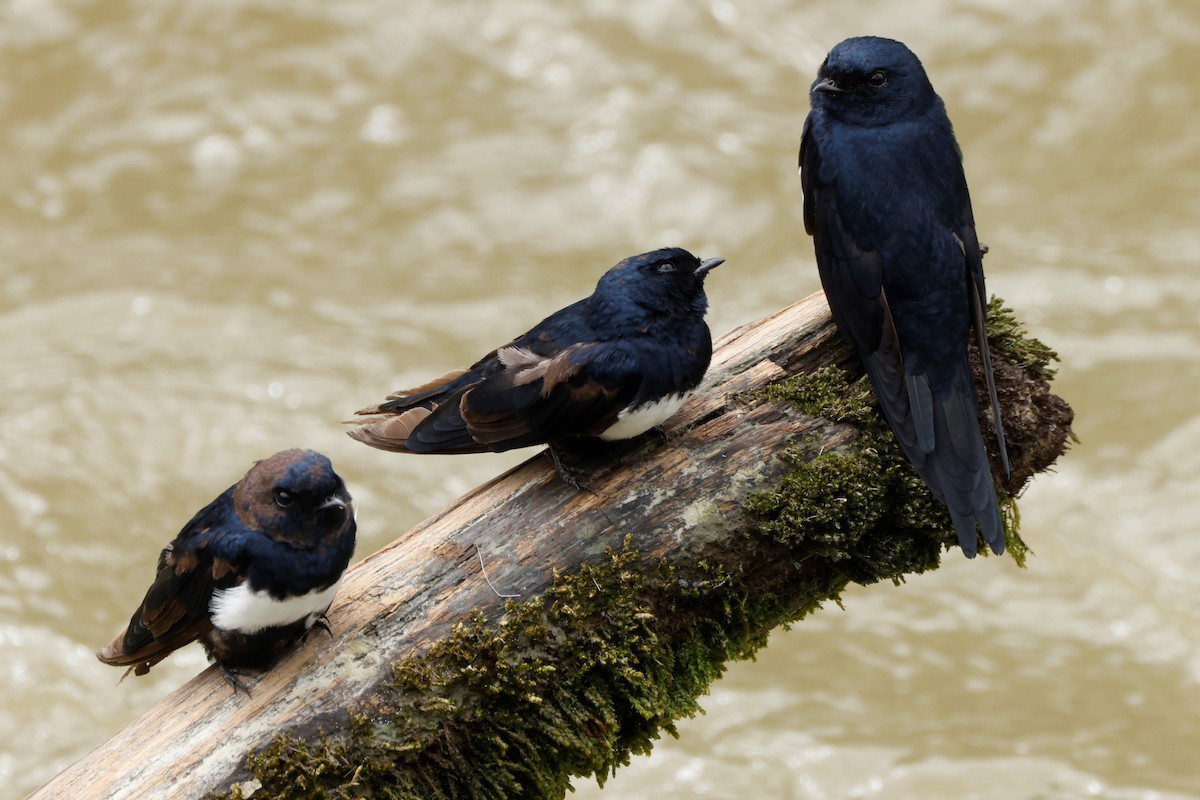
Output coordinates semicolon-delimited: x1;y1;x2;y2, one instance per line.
2;1;1199;798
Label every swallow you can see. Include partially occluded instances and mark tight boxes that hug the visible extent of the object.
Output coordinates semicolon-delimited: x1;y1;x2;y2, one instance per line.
799;36;1010;557
347;247;724;488
97;449;356;692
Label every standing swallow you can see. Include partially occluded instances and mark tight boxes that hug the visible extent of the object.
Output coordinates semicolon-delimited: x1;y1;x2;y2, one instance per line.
97;449;356;692
347;247;723;487
799;36;1010;557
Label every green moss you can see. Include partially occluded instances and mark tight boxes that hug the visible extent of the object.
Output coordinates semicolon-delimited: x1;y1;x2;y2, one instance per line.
223;733;353;800
750;364;878;426
744;364;1020;579
218;542;787;800
985;296;1059;379
1000;493;1028;568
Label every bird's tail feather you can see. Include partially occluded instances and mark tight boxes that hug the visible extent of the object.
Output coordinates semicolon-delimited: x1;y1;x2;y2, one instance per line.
371;369;472;413
345;406;432;452
970;285;1011;479
925;385;1006;557
95;628;133;666
868;360;1005;557
95;625;193;676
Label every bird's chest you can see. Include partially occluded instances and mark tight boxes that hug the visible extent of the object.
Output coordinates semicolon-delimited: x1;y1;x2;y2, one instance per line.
599;392;690;441
209;579;341;634
819;123;959;235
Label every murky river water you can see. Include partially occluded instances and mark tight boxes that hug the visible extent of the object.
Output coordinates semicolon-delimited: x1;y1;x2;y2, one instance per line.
2;1;1198;798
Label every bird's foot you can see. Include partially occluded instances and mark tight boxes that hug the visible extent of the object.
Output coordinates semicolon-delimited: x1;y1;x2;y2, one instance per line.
545;445;598;496
648;425;671;444
218;665;254;696
311;614;333;637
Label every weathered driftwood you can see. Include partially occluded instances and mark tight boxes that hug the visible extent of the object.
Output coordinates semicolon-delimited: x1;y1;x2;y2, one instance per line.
32;292;1072;800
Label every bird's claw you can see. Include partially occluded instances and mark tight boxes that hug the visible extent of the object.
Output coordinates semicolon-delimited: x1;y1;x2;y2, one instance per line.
545;446;599;496
218;665;254;696
312;614;333;637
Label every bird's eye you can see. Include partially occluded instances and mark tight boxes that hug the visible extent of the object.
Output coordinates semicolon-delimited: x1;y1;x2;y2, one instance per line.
657;263;676;273
867;70;887;87
274;489;294;508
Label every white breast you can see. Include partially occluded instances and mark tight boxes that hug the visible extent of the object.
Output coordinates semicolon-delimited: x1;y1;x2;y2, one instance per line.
209;580;341;634
598;392;689;441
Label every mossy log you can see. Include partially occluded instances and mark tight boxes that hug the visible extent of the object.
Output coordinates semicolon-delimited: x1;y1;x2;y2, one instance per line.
32;292;1073;800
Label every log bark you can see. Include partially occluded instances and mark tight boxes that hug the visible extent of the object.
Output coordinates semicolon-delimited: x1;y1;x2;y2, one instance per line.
31;292;1073;800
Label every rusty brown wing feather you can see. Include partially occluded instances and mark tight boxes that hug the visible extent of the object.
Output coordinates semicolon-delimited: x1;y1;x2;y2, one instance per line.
348;337;640;454
345;405;439;452
347;367;480;452
96;495;245;674
436;342;633;451
96;545;218;672
353;368;472;415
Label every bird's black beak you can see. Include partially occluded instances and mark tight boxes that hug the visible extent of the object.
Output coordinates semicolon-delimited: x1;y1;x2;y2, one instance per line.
319;495;347;513
813;77;843;95
695;257;725;276
317;495;351;529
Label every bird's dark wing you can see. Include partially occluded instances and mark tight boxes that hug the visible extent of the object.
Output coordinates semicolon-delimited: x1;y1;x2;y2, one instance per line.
800;115;816;236
957;225;1011;478
96;492;248;674
800;120;1003;556
802;123;920;450
346;363;489;453
803;121;887;351
398;341;640;453
370;368;476;412
346;298;598;452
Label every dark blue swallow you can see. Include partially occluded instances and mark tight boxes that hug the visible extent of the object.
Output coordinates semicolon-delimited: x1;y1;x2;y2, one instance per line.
347;247;723;488
97;449;356;692
799;36;1010;557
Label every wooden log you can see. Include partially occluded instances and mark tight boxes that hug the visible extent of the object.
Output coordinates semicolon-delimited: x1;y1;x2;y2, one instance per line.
31;292;1073;800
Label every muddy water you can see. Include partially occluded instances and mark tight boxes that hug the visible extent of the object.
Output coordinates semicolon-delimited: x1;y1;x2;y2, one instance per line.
2;1;1198;798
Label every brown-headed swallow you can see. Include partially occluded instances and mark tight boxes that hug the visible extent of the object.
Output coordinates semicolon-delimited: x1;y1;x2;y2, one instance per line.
97;449;356;692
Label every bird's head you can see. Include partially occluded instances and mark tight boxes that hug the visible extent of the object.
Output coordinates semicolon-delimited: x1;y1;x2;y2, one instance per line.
233;449;355;551
595;247;724;318
809;36;938;126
